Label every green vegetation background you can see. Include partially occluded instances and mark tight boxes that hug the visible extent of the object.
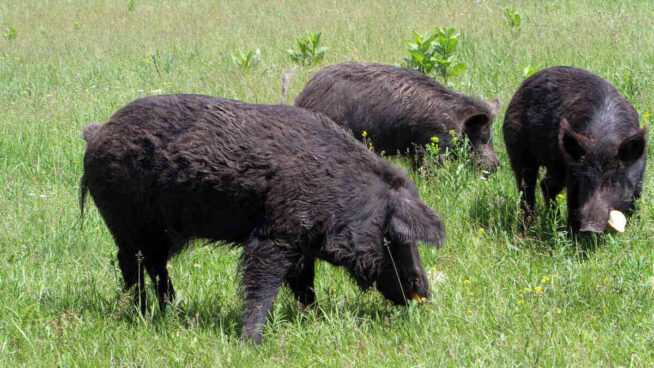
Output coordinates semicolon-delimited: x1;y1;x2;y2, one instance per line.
0;0;652;366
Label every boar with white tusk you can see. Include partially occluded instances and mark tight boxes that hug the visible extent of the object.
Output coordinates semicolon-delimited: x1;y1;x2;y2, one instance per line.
504;66;647;235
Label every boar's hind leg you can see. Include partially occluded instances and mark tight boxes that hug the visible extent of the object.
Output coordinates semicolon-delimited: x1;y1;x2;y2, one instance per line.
240;236;295;344
145;249;175;312
285;255;317;308
117;247;147;313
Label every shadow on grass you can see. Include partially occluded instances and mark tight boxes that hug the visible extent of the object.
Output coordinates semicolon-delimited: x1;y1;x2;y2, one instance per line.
468;190;607;257
33;275;413;342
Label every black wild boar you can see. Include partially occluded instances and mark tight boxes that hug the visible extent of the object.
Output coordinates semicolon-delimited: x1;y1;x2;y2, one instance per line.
293;62;501;170
80;95;445;343
504;66;647;234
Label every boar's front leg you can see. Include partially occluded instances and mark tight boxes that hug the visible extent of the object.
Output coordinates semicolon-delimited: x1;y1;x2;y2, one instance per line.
285;255;317;308
516;164;538;224
240;235;295;344
540;167;565;207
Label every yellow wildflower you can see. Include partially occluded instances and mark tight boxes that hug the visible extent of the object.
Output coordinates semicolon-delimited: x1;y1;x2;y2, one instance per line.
524;287;532;293
362;131;367;138
463;279;470;285
540;276;550;284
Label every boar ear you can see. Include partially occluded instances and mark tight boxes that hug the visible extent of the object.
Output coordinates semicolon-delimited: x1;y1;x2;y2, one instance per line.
388;196;445;248
486;98;500;116
618;128;647;165
559;118;589;162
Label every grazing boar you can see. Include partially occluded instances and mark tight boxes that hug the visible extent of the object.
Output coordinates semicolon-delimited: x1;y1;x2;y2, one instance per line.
292;62;500;171
80;95;445;343
503;66;647;234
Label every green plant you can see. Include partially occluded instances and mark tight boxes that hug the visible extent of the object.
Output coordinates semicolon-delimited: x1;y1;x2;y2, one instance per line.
288;31;327;66
3;26;17;40
128;0;135;12
522;64;541;78
616;69;644;100
504;7;522;28
403;27;466;85
232;48;261;71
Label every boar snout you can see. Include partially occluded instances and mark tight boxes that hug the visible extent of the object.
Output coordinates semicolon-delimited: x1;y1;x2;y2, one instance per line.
577;192;610;234
476;148;501;173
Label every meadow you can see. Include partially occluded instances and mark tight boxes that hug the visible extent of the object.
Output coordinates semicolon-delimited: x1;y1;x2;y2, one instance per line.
1;0;653;366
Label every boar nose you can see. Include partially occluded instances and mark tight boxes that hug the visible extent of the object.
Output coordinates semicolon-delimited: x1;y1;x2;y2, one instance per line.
579;223;606;234
477;152;501;173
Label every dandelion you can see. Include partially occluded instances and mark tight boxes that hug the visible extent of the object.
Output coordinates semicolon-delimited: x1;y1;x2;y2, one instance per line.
540;276;550;284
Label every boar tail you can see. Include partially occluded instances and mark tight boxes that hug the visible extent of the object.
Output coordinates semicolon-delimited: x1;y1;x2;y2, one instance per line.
79;172;89;229
280;68;297;105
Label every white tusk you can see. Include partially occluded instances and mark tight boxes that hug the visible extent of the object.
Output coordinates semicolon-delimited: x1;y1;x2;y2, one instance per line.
608;210;626;233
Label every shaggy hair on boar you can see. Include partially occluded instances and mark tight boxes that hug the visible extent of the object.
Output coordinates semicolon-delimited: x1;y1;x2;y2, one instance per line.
292;62;501;171
504;66;647;234
80;94;445;344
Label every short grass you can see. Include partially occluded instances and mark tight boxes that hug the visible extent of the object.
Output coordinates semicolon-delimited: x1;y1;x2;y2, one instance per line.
1;0;653;366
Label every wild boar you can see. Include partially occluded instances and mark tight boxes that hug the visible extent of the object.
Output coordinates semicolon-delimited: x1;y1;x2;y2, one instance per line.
504;66;647;234
80;94;445;343
292;62;500;170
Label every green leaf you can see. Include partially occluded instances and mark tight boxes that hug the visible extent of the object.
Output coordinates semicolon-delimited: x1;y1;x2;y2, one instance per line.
449;63;467;78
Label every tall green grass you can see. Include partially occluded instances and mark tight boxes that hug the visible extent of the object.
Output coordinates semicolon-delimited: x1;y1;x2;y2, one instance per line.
1;0;652;366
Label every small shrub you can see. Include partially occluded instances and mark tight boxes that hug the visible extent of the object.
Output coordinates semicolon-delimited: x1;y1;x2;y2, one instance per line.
403;27;466;86
128;0;135;12
361;131;374;151
504;7;522;28
3;26;17;40
232;49;261;71
288;31;327;66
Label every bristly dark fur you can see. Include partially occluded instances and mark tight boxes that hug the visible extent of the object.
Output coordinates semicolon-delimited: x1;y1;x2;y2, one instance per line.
504;66;647;234
294;62;501;171
80;94;445;344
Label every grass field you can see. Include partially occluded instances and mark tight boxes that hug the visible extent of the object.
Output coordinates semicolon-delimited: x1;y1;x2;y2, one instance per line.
1;0;653;366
